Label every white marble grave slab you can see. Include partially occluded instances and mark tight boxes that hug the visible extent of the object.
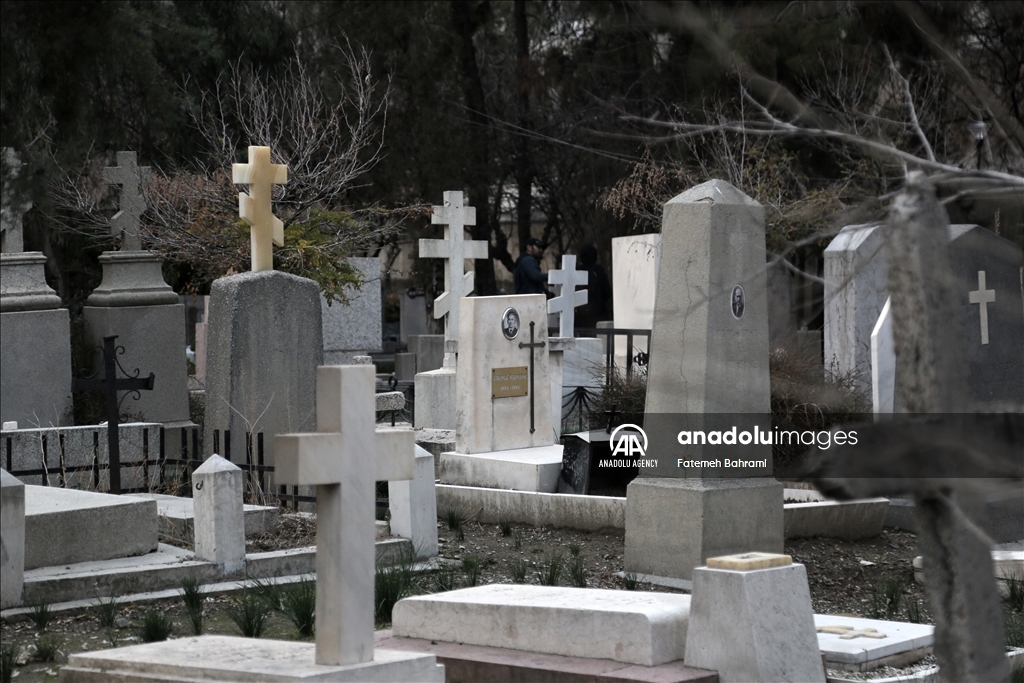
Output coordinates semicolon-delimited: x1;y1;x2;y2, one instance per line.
61;635;444;682
611;234;660;364
392;584;690;666
438;444;563;492
815;614;933;669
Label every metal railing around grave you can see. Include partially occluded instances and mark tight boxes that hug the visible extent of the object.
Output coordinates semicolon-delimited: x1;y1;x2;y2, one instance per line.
576;327;652;385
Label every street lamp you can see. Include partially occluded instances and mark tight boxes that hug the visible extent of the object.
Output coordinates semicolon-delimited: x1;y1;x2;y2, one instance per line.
967;121;988;170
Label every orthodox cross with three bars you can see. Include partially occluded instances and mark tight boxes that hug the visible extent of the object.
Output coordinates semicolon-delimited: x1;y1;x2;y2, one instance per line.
71;335;155;494
518;321;546;433
547;254;589;338
419;191;489;344
275;365;414;667
103;151;150;252
232;146;288;272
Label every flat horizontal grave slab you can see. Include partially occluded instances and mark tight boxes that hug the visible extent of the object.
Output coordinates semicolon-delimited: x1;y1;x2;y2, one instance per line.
438;444;563;492
24;485;158;569
376;630;717;683
392;584;691;666
60;635;444;682
815;614;934;671
126;492;279;539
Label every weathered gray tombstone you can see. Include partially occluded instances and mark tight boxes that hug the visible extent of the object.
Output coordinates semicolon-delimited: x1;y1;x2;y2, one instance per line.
82;152;190;451
204;148;322;475
625;180;783;582
399;288;428;342
322;257;382;364
813;174;1012;683
1;468;26;608
0;149;73;428
407;334;444;374
192;454;246;576
414;192;488;429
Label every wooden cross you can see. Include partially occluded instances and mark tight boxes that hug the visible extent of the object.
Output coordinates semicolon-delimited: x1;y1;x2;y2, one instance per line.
518;321;546;434
103;151;150;252
547;254;589;338
71;336;155;494
418;191;489;345
232;146;288;272
275;365;414;667
968;271;995;345
1;147;32;253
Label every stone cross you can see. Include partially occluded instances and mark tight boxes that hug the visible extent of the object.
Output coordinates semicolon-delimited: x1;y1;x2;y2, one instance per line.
275;365;414;667
232;146;288;272
1;148;32;253
419;191;489;345
968;271;995;345
103;151;151;252
547;254;588;338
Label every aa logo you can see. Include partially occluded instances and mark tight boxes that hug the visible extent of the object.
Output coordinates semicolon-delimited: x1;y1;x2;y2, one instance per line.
610;424;648;458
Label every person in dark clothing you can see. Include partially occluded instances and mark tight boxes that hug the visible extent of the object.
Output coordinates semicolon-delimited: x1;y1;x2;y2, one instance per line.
514;237;548;295
575;243;612;334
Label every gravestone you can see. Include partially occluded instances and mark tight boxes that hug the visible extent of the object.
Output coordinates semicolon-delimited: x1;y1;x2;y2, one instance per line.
0;150;73;428
824;224;888;394
399;288;428;342
415;191;489;429
388;445;438;559
1;468;25;608
438;294;562;491
193;454;246;576
408;334;444;373
625;180;783;582
611;233;660;365
204;147;322;475
194;295;210;386
685;553;824;682
62;365;444;682
322;257;382;364
83;152;190;450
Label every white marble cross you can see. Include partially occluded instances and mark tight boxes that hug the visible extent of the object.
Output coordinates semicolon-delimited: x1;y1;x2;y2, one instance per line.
419;191;488;344
103;151;151;252
547;254;588;338
275;365;414;667
232;146;288;272
968;270;995;345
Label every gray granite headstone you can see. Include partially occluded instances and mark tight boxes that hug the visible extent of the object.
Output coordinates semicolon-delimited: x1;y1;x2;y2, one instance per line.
204;271;323;471
322;257;381;364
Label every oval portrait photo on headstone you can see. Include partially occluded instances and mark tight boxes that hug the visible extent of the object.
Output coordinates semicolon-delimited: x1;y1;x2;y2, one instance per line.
501;307;521;340
731;284;745;319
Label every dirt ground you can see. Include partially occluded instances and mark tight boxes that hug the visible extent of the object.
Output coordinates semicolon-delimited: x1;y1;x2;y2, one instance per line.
1;515;932;682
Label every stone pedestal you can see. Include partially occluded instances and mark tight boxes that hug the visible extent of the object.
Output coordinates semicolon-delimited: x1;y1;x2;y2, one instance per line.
204;271;322;471
0;252;73;427
388;445;438;559
684;554;824;683
625;478;783;580
193;454;246;576
414;366;456;429
83;251;191;454
1;469;25;609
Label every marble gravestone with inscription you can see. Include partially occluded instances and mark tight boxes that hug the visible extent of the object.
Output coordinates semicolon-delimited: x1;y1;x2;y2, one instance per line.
0;148;73;428
204;147;322;474
438;294;564;492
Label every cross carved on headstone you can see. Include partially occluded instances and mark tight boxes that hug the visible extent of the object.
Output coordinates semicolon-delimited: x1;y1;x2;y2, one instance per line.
103;151;151;252
968;270;995;345
275;365;414;667
419;191;489;346
232;146;288;272
1;147;33;253
547;254;589;338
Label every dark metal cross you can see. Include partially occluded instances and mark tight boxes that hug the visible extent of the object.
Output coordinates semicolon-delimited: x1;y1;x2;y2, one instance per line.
72;335;155;494
518;321;546;434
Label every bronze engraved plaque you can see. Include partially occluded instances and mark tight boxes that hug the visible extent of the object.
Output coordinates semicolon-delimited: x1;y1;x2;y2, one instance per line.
492;366;528;398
